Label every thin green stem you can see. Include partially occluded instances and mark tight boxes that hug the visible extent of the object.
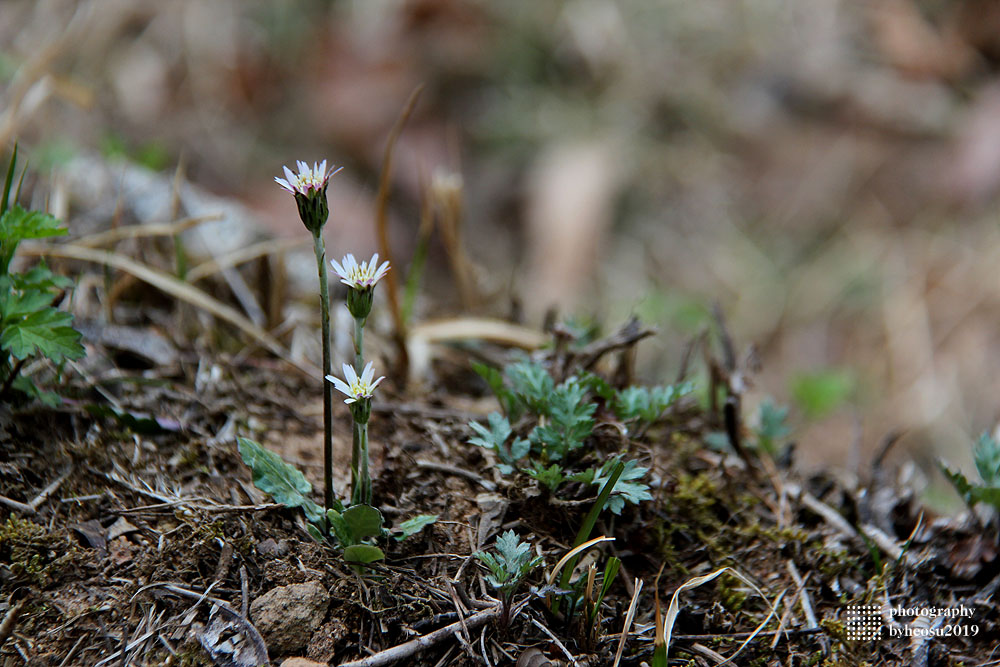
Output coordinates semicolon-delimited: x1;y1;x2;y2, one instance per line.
353;316;364;371
351;421;362;506
313;231;335;515
350;421;372;506
359;422;371;505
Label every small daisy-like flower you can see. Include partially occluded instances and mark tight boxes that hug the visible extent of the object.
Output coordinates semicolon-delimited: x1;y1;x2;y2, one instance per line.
327;361;384;423
275;160;334;195
330;253;391;290
331;253;391;320
275;160;341;234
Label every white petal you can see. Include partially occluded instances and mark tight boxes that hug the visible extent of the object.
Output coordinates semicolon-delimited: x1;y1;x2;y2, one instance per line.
370;375;385;390
330;257;346;278
275;177;293;192
318;159;327;178
361;361;375;385
343;363;359;384
326;374;353;397
344;397;358;404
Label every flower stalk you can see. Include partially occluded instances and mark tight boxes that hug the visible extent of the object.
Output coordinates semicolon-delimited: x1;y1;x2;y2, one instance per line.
276;160;340;515
328;361;384;506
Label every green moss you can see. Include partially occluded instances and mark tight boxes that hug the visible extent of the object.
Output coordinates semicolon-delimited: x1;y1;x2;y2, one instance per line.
715;572;748;612
820;618;847;642
0;515;75;586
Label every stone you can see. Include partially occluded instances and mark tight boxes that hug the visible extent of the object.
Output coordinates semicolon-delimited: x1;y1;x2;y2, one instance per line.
250;581;329;655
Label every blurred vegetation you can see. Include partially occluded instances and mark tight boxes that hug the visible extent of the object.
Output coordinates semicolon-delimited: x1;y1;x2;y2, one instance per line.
4;0;1000;482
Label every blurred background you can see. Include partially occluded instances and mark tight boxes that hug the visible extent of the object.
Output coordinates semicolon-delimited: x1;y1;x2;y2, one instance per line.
4;0;1000;496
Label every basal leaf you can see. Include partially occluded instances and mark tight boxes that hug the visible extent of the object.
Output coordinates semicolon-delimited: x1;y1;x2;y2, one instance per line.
394;514;438;541
343;504;384;541
237;437;320;521
0;205;66;273
343;544;385;564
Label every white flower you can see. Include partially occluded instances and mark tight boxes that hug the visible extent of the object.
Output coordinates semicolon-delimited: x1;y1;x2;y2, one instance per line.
326;361;384;404
330;253;391;289
274;160;340;195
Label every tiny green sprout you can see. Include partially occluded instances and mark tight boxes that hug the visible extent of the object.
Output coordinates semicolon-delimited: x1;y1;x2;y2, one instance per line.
753;398;792;455
467;412;530;474
477;530;543;591
613;382;693;426
940;431;1000;512
475;530;543;626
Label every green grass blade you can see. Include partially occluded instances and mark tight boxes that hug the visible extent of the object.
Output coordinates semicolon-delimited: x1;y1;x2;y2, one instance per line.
2;144;17;217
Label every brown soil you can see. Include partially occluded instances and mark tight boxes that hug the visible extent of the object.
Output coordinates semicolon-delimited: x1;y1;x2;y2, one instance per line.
1;318;997;667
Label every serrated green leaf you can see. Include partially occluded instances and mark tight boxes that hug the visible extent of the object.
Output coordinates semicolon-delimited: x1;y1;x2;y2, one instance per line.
590;458;651;514
506;360;553;414
11;262;71;291
343;504;384;540
394;514;438;541
526;462;564;491
0;288;55;320
0;205;66;273
238;437;321;522
343;544;385;564
1;307;84;362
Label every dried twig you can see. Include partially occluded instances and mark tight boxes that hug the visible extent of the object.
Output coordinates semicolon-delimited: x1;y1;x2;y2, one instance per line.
337;605;501;667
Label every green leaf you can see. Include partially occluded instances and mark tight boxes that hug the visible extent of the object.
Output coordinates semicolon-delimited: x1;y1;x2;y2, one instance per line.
0;205;66;273
468;413;513;456
10;375;60;406
506;360;553;414
970;486;1000;509
510;437;531;460
791;369;853;420
589;458;651;515
754;398;792;454
326;509;351;545
237;437;322;523
343;544;385;564
477;530;542;593
7;263;71;293
1;144;17;218
394;514;438;541
614;382;693;423
529;377;595;459
0;287;57;321
343;504;384;541
1;307;84;362
472;361;519;417
526;462;564;492
974;432;1000;487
